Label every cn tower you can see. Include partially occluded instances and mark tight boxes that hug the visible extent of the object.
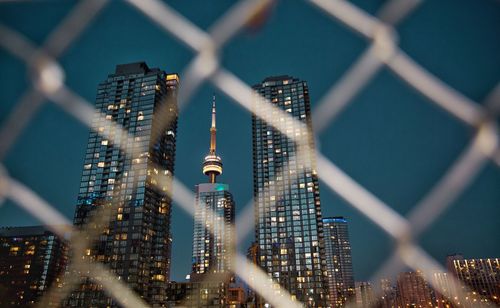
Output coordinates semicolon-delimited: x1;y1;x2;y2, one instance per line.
202;95;223;183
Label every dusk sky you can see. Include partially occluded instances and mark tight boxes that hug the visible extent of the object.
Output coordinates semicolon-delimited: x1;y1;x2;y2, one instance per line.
1;0;499;282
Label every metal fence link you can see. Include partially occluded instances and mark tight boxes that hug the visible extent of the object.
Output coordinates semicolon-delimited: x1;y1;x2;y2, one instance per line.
0;0;498;307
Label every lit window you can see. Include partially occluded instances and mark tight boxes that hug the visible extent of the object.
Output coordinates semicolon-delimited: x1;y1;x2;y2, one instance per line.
101;140;108;146
152;274;165;281
97;162;105;168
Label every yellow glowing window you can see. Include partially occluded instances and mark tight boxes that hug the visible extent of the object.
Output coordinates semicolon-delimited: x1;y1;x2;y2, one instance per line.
166;74;179;82
10;247;19;252
116;214;123;221
152;274;165;281
86;249;91;256
101;140;108;145
97;162;105;168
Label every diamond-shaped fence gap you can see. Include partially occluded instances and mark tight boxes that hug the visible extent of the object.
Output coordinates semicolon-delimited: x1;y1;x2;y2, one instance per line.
0;1;79;48
318;68;470;216
394;0;500;104
417;161;500;262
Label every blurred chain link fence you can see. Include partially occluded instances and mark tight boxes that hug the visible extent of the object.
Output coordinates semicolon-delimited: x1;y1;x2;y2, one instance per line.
0;0;499;307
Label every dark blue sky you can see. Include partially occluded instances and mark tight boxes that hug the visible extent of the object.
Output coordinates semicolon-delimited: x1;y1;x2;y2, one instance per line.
1;0;499;282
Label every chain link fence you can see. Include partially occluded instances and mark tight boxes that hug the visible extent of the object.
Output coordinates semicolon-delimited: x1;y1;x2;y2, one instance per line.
0;0;498;307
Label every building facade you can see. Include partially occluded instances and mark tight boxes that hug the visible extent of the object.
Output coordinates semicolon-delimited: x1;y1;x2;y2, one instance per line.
0;226;68;307
431;272;456;308
395;271;435;308
355;282;374;308
68;62;179;307
379;278;397;308
252;76;327;306
191;97;235;280
447;254;500;307
323;217;355;307
165;281;227;307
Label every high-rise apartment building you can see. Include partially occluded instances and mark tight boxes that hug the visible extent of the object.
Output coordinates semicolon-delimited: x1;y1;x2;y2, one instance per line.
252;76;327;306
0;226;68;307
191;97;235;280
355;282;374;308
323;217;355;307
447;254;500;307
380;278;397;308
68;62;179;307
431;272;456;308
395;270;435;308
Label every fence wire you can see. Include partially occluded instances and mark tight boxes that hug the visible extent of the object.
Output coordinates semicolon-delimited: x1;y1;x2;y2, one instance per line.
0;0;498;307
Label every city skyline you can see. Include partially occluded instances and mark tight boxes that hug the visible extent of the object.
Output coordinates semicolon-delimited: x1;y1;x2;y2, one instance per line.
1;0;499;287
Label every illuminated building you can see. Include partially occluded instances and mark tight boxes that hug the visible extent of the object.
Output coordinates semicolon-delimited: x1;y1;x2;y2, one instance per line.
246;242;262;308
447;254;500;307
252;76;327;306
67;62;179;307
431;272;456;308
355;282;374;308
322;217;355;307
0;226;68;307
191;96;235;280
395;270;435;308
165;281;227;307
380;278;397;308
227;286;247;307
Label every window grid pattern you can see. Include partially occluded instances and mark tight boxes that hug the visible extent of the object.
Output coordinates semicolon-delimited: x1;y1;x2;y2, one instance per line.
192;184;235;277
252;76;327;306
322;217;355;307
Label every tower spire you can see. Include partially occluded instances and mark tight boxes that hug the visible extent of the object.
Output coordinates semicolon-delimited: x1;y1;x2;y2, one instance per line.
210;94;216;154
203;95;223;183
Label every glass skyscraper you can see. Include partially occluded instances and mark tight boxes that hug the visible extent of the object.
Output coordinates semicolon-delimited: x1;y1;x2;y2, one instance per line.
323;217;355;307
68;62;179;307
252;76;327;306
191;97;235;281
